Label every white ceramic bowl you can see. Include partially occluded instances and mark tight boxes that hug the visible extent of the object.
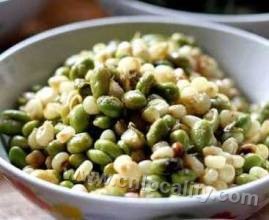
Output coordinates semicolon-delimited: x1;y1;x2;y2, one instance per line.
100;0;269;38
0;17;269;220
0;0;46;41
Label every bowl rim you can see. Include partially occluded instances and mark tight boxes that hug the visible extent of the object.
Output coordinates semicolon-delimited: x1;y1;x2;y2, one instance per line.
1;16;269;206
110;0;269;23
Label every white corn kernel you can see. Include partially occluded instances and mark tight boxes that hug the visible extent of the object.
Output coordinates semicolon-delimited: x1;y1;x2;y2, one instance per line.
24;98;43;119
203;168;219;185
36;87;57;106
138;160;152;175
218;164;235;183
154;65;176;83
48;75;69;92
184;155;205;177
222;137;238;154
73;160;93;182
231;155;245;169
51;152;69;172
212;180;228;190
36;121;55;147
28;128;41;150
31;169;59;184
255;144;269;160
44;102;61;120
205;155;226;169
150;146;174;160
168;105;187;119
203;146;223;156
72;184;88;192
118;57;140;74
83;96;100;115
56;126;76;144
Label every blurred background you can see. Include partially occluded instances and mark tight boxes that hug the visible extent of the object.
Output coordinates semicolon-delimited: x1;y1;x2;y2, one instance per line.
0;0;269;219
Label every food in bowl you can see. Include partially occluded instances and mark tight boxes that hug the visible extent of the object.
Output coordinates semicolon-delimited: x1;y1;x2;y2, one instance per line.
1;32;269;199
140;0;269;14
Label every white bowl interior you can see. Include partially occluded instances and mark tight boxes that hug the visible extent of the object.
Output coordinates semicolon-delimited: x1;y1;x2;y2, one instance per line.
0;17;269;219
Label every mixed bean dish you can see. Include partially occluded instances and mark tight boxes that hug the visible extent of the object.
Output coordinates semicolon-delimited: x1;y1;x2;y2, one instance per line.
1;33;269;198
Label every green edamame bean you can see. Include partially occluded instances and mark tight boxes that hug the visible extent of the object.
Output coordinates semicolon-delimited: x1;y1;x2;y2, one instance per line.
170;129;190;148
94;139;122;159
162;115;176;128
87;149;112;166
171;169;197;184
236;173;257;185
60;180;74;188
211;94;231;110
191;120;214;151
141;188;162;198
258;103;269;123
10;136;28;149
46;140;65;157
69;154;87;168
69;104;90;133
145;175;166;189
70;57;94;80
264;136;269;147
136;73;156;95
55;66;70;76
22;120;40;137
9;146;26;168
67;133;93;154
97;96;123;118
168;52;191;69
146;119;169;147
153;83;179;102
0;118;23;135
235;114;251;133
90;66;111;98
117;140;131;155
243;153;264;172
74;79;92;98
103;163;116;176
1;110;30;123
93;116;112;129
123;90;147;110
63;169;75;181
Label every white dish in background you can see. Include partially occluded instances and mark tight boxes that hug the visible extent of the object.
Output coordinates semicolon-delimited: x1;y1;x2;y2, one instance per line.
0;17;269;219
100;0;269;38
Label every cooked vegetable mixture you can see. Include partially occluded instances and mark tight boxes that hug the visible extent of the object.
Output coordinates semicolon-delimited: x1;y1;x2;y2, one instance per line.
1;33;269;198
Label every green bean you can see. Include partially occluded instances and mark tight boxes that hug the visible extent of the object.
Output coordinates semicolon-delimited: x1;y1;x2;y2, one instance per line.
153;83;179;102
94;139;122;159
46;140;65;157
123;90;147;110
171;169;197;184
70;57;94;80
136;72;156;95
0;118;23;135
69;153;87;168
146;118;169;147
69;104;90;133
236;173;257;185
87;149;112;166
67;133;93;154
22;120;40;137
191;120;214;151
10;136;28;149
90;66;112;98
170;129;190;148
93;116;112;129
60;180;74;188
243;153;264;172
1;110;30;123
97;96;123;118
9;146;26;168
